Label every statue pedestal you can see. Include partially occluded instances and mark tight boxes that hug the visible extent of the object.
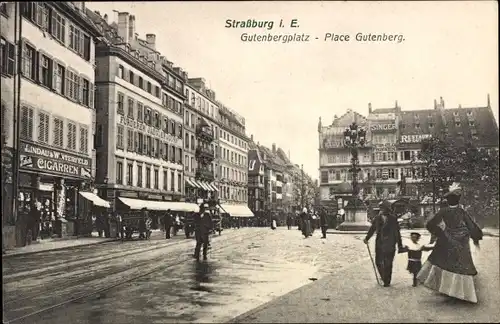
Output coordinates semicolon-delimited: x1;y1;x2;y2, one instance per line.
337;197;371;231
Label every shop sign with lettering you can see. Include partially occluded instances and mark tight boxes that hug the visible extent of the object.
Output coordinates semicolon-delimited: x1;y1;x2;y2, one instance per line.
118;116;182;146
370;123;397;132
19;141;92;179
400;134;432;144
373;143;396;152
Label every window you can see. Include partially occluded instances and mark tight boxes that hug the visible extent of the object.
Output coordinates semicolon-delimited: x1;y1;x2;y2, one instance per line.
1;38;15;76
127;128;134;151
69;25;85;56
455;122;461;127
163;171;168;190
127;98;134;118
163;143;169;160
155;86;160;98
154;169;159;189
116;125;124;149
154;138;160;158
170;146;175;163
116;161;123;184
53;117;64;147
137;165;143;187
469;121;475;127
118;65;124;78
137;133;144;154
82;34;91;61
19;106;34;140
52;63;64;94
81;78;90;106
429;122;434;128
79;126;88;154
185;133;189;149
147;81;152;93
117;93;124;115
128;70;134;84
0;3;8;16
65;70;80;101
170;171;175;191
177;148;182;164
22;3;48;29
37;111;49;143
170;120;175;135
146;166;151;188
138;77;143;89
137;102;143;122
50;9;66;43
37;54;52;87
67;122;77;150
191;157;195;172
154;112;160;128
126;163;133;185
177;173;182;192
22;43;36;80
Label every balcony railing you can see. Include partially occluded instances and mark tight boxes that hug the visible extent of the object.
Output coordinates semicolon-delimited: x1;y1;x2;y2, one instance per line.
196;126;214;141
195;146;215;160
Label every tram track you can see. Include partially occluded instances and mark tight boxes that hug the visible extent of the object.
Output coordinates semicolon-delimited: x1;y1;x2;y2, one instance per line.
3;236;192;283
3;230;266;324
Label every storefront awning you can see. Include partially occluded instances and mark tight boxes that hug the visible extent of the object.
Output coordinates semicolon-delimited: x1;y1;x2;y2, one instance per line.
219;204;255;218
118;197;199;212
190;179;203;189
79;192;110;208
199;181;212;191
185;179;197;188
210;182;219;191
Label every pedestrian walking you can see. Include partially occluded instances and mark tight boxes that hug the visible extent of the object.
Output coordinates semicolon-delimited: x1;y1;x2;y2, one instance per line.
271;218;277;230
399;232;434;287
286;214;293;230
115;211;124;240
193;210;213;261
300;208;311;238
417;183;483;303
319;209;328;239
363;200;404;287
164;209;173;239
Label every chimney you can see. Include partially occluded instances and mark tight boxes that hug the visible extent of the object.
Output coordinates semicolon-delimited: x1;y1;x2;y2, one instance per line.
395;100;398;108
250;134;254;142
440;96;444;108
128;15;136;40
146;34;156;50
103;14;108;24
368;102;372;113
272;143;276;153
434;99;437;109
117;12;130;43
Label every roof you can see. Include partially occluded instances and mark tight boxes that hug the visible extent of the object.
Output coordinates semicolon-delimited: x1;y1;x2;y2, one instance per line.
400;106;499;147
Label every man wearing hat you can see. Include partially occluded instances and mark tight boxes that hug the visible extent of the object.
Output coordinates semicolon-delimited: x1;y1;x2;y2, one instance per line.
364;199;404;287
417;182;483;303
193;208;213;261
163;209;173;239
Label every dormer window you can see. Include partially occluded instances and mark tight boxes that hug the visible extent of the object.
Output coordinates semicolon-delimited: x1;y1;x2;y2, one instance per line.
469;121;475;127
401;124;406;129
453;111;459;116
467;110;473;116
415;123;420;129
429;123;434;128
455;122;461;127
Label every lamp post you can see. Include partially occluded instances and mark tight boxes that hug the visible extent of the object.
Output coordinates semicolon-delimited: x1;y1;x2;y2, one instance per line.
337;122;371;231
429;161;438;214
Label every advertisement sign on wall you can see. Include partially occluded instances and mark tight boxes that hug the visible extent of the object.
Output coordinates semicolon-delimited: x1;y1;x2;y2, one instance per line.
400;134;432;144
19;141;92;179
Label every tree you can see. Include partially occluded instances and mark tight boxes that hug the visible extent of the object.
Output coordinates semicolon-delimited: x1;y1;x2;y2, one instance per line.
418;136;499;227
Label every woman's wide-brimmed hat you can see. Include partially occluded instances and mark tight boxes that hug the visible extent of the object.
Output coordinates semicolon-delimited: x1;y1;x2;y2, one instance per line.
444;182;462;198
379;200;393;211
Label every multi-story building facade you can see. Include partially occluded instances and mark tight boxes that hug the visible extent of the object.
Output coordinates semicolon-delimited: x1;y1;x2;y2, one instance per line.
318;96;499;218
1;2;102;247
89;10;189;214
217;103;252;217
247;138;265;218
183;78;219;201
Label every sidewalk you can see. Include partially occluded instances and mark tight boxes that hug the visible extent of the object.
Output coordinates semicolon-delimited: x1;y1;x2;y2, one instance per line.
232;237;500;323
2;231;120;258
327;227;499;237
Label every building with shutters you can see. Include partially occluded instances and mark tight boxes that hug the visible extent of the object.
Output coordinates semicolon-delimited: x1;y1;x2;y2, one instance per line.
183;78;220;201
1;2;102;247
318;96;499;216
88;10;189;216
216;102;252;218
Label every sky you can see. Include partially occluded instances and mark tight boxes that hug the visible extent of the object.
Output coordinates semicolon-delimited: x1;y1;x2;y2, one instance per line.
86;1;498;180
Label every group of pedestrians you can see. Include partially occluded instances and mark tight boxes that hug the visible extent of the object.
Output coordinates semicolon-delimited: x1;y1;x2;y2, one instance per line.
363;182;483;304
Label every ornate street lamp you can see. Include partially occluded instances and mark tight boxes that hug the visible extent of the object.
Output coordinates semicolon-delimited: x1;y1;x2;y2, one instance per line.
429;160;438;214
337;122;370;231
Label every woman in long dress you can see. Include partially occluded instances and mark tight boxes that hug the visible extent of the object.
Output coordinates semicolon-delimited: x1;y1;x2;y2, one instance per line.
417;183;483;303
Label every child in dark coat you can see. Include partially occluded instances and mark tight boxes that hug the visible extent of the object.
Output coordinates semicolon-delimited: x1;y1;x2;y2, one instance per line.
400;232;434;287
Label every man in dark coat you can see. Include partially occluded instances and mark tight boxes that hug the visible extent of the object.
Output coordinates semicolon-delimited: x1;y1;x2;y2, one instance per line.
319;209;328;239
163;209;173;239
193;210;213;261
364;200;404;287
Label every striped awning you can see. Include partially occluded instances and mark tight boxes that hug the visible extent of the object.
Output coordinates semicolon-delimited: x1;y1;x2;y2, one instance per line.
209;182;219;191
205;183;216;191
185;178;198;188
201;181;213;191
190;179;203;189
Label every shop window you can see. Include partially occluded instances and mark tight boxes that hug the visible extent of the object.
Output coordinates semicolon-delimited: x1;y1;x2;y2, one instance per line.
116;161;123;184
53;117;64;147
67;122;77;151
79;126;88;154
37;111;49;143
